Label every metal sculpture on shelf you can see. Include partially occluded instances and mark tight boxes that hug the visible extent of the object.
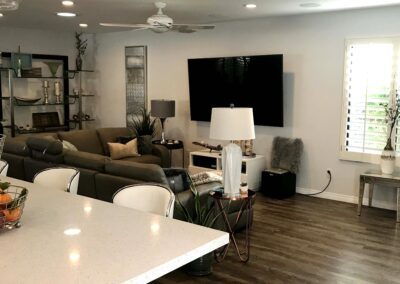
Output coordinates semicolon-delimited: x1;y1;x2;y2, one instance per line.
192;141;223;153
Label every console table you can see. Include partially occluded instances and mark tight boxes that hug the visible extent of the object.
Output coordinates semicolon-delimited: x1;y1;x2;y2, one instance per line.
188;150;265;190
358;170;400;222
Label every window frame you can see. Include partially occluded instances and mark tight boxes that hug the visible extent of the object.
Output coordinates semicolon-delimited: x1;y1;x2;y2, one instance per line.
339;37;400;165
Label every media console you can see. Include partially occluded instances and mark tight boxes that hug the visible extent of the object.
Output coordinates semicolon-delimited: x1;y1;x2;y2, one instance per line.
188;150;265;190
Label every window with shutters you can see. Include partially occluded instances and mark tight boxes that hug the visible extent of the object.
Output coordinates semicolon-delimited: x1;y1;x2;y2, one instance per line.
340;38;400;164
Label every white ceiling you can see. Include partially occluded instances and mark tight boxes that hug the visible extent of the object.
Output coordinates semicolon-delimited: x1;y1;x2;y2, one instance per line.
0;0;400;33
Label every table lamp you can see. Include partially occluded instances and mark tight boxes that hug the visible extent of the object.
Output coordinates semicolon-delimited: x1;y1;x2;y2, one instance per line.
210;107;255;197
151;100;175;144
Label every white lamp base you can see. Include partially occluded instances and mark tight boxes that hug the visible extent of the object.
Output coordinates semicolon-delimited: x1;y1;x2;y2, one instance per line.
221;142;243;197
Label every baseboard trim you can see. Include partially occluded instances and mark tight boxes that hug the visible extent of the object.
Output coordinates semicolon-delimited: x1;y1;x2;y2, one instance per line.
296;187;397;211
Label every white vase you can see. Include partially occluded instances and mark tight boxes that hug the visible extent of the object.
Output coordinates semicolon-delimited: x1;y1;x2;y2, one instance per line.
381;149;395;175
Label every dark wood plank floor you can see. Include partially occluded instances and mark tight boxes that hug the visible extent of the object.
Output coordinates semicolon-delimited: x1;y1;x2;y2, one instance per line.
154;193;400;284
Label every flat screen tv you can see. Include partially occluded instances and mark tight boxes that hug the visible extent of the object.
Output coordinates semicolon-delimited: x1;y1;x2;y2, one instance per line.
188;54;283;126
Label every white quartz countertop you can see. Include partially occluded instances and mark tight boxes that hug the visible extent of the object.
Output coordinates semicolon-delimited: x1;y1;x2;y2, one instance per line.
0;177;228;284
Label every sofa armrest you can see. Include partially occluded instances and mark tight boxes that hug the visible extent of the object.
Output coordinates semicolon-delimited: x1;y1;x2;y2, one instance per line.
152;144;171;168
105;160;169;186
4;140;29;156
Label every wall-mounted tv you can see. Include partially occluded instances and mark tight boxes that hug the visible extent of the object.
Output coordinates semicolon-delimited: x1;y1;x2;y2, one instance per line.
188;54;283;127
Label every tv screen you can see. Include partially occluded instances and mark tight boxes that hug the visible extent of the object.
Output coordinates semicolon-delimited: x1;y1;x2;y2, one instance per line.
188;54;283;126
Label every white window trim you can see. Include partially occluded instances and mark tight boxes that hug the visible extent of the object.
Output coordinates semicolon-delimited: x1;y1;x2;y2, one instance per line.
339;37;400;166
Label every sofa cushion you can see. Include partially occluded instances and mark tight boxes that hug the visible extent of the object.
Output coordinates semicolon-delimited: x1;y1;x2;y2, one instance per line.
120;154;161;166
64;150;108;172
58;130;104;155
108;139;140;160
96;127;132;156
105;160;168;185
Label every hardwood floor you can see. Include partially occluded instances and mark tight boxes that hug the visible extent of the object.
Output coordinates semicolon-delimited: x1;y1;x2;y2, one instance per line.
155;193;400;283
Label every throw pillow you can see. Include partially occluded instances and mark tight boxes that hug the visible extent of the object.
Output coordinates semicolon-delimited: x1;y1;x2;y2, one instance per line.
108;138;140;160
271;136;303;174
190;171;223;186
62;140;78;151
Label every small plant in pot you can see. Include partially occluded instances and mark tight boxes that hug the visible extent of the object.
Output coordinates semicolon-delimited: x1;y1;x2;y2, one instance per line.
175;176;222;276
127;107;156;154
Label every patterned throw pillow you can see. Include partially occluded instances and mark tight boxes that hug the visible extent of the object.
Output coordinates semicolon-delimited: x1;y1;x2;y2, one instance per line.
190;171;222;186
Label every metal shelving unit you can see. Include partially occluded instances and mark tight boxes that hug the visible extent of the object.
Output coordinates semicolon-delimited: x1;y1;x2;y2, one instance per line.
0;53;70;137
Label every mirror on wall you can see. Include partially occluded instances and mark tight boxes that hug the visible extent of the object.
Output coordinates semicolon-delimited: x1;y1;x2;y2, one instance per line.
125;46;147;124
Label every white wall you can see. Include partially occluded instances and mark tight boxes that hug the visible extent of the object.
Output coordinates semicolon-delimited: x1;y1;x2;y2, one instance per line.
0;27;76;67
95;6;400;209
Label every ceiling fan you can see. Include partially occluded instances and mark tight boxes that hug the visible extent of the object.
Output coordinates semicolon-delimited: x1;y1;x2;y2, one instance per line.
100;2;215;34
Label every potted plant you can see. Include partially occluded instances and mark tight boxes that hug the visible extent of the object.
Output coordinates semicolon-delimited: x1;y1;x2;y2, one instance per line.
127;107;156;154
175;176;222;276
380;96;400;174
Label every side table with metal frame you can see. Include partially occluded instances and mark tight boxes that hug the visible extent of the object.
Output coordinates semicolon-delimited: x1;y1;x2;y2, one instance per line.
209;189;255;263
358;170;400;222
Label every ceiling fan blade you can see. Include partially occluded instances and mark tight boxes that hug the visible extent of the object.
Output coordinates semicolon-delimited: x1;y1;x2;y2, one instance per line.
172;24;215;30
99;23;152;29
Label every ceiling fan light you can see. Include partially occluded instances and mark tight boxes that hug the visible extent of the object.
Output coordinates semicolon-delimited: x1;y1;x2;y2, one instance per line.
62;0;74;6
57;12;76;17
150;26;170;33
0;0;20;11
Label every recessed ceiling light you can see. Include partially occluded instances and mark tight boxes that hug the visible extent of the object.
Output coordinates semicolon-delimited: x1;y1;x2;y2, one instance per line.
57;12;76;17
244;3;257;9
79;23;88;28
0;0;19;11
299;3;321;8
62;0;74;6
0;13;3;17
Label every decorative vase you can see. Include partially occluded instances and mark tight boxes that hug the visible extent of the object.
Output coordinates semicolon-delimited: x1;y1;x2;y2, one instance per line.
184;252;213;276
76;55;82;71
44;62;61;77
381;149;395;175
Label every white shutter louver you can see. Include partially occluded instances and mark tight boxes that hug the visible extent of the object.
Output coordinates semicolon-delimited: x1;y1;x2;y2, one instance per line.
342;39;398;158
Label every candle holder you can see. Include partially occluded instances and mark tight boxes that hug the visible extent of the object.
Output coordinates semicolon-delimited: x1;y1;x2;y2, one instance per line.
42;80;49;105
54;81;62;104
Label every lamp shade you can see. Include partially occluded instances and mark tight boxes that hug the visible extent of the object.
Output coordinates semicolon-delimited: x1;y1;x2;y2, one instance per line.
151;100;175;118
210;107;255;141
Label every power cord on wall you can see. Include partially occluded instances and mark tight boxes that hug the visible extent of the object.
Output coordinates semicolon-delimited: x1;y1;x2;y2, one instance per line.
302;170;332;196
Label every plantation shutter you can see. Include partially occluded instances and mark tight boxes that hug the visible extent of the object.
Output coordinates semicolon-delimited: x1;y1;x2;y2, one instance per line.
342;39;398;156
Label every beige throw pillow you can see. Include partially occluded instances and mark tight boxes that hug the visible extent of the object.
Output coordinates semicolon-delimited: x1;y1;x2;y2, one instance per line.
108;138;140;160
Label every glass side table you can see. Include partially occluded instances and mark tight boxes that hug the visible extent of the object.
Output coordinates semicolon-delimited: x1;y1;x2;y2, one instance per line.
209;189;256;263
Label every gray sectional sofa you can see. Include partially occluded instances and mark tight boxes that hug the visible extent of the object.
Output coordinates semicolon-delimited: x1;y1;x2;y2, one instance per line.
2;127;171;201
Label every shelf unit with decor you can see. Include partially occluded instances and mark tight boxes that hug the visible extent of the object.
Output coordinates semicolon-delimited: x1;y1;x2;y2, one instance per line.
66;69;95;130
0;52;70;137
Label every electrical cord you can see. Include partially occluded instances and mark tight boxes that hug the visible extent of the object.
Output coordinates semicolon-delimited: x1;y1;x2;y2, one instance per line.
302;170;332;196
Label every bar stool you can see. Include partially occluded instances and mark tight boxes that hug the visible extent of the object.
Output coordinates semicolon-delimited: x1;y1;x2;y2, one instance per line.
113;184;175;218
33;167;80;194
